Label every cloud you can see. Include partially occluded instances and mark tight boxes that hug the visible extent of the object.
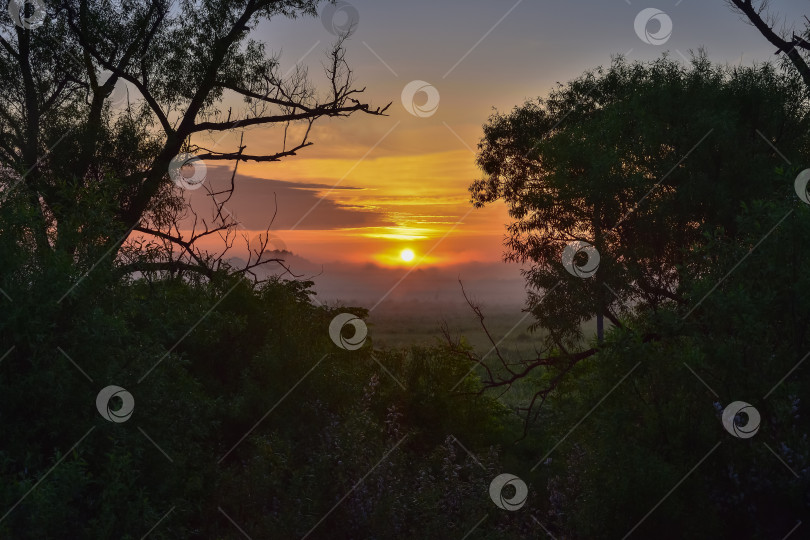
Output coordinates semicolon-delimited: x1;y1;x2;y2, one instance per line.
185;164;396;230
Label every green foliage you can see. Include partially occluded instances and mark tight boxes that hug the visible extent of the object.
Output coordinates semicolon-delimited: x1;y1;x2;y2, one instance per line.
540;211;810;537
0;197;528;537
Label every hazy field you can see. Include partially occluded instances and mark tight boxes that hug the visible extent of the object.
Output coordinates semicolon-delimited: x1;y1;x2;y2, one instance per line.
371;300;598;352
369;300;536;354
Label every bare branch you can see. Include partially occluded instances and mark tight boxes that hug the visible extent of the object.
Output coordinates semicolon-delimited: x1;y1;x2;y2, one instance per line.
728;0;810;88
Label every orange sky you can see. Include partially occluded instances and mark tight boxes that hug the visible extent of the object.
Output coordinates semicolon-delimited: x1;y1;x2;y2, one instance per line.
229;144;510;267
175;0;802;273
186;95;515;268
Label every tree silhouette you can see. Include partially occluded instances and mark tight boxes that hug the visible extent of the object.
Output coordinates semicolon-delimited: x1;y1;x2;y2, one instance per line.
0;0;388;285
463;54;810;426
728;0;810;90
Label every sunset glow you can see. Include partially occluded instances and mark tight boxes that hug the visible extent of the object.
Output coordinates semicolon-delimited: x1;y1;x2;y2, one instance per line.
181;1;793;276
400;248;415;262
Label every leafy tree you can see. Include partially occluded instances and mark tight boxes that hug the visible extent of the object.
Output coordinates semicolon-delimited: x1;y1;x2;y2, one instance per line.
467;53;810;422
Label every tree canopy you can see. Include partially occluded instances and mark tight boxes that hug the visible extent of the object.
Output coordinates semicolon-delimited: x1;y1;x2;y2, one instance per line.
467;54;810;413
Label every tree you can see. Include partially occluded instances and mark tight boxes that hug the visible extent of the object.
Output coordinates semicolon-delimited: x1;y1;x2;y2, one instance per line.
464;53;810;424
0;0;388;288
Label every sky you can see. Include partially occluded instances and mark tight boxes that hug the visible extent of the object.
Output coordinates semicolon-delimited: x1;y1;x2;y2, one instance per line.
183;0;808;305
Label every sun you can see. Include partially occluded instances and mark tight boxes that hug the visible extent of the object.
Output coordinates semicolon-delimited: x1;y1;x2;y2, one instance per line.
400;248;415;262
